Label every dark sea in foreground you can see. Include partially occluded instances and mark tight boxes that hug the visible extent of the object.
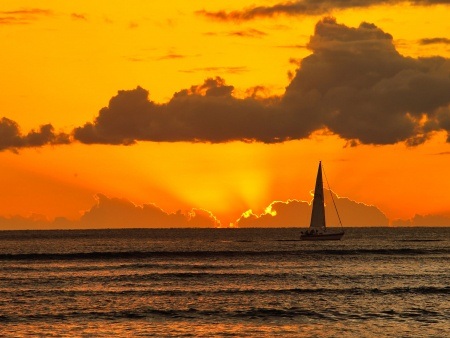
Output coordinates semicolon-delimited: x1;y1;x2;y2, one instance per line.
0;227;449;337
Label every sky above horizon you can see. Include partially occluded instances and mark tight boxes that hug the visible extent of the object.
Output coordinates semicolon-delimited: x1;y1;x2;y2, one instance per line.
1;1;450;229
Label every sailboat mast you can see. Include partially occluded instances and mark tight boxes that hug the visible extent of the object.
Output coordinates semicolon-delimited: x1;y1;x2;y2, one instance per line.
309;161;326;229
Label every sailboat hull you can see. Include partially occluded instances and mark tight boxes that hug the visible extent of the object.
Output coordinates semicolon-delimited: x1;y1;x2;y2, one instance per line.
300;231;344;241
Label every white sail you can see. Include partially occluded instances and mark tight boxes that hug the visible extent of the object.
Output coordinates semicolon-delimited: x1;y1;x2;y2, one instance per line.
309;161;326;229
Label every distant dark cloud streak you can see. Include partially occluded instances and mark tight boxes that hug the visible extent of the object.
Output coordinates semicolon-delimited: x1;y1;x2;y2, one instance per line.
157;53;186;60
228;28;267;37
71;13;88;21
196;0;449;21
0;8;54;25
179;66;248;74
419;37;450;45
204;28;267;38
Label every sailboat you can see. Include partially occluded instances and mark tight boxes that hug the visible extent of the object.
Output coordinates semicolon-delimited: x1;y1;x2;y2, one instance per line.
300;161;344;241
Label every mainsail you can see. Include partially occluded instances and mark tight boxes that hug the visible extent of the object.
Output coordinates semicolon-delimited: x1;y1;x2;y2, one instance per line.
309;161;326;229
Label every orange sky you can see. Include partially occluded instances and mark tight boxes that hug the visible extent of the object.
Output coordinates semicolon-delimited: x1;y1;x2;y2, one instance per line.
1;1;450;228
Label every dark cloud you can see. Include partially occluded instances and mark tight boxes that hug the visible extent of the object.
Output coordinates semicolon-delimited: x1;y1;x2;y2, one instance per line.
3;18;449;147
0;8;54;25
419;37;450;45
236;190;389;227
196;1;449;22
74;18;450;146
0;117;70;152
73;79;287;144
284;17;450;145
436;106;450;142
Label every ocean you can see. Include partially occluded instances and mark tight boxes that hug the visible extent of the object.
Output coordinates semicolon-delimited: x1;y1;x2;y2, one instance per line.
0;227;448;337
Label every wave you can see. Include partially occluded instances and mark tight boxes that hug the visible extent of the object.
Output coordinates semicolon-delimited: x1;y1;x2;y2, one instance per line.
0;307;333;322
1;262;238;273
288;286;450;296
1;303;447;323
2;286;448;298
396;239;444;242
0;248;448;261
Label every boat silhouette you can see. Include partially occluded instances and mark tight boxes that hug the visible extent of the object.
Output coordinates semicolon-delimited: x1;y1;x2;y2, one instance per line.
300;161;344;241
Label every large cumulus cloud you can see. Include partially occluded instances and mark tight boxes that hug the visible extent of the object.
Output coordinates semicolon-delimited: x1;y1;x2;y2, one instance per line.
285;17;450;145
73;18;450;146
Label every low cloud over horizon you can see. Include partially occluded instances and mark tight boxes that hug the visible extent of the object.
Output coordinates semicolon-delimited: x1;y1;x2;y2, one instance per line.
2;17;450;152
1;191;450;230
236;190;390;227
0;194;221;230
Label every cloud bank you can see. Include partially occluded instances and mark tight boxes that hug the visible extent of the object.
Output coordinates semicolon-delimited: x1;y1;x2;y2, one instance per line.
419;37;450;45
74;18;450;146
197;1;449;22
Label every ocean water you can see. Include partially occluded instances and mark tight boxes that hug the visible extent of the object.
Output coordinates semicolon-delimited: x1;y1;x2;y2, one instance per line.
0;227;448;337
